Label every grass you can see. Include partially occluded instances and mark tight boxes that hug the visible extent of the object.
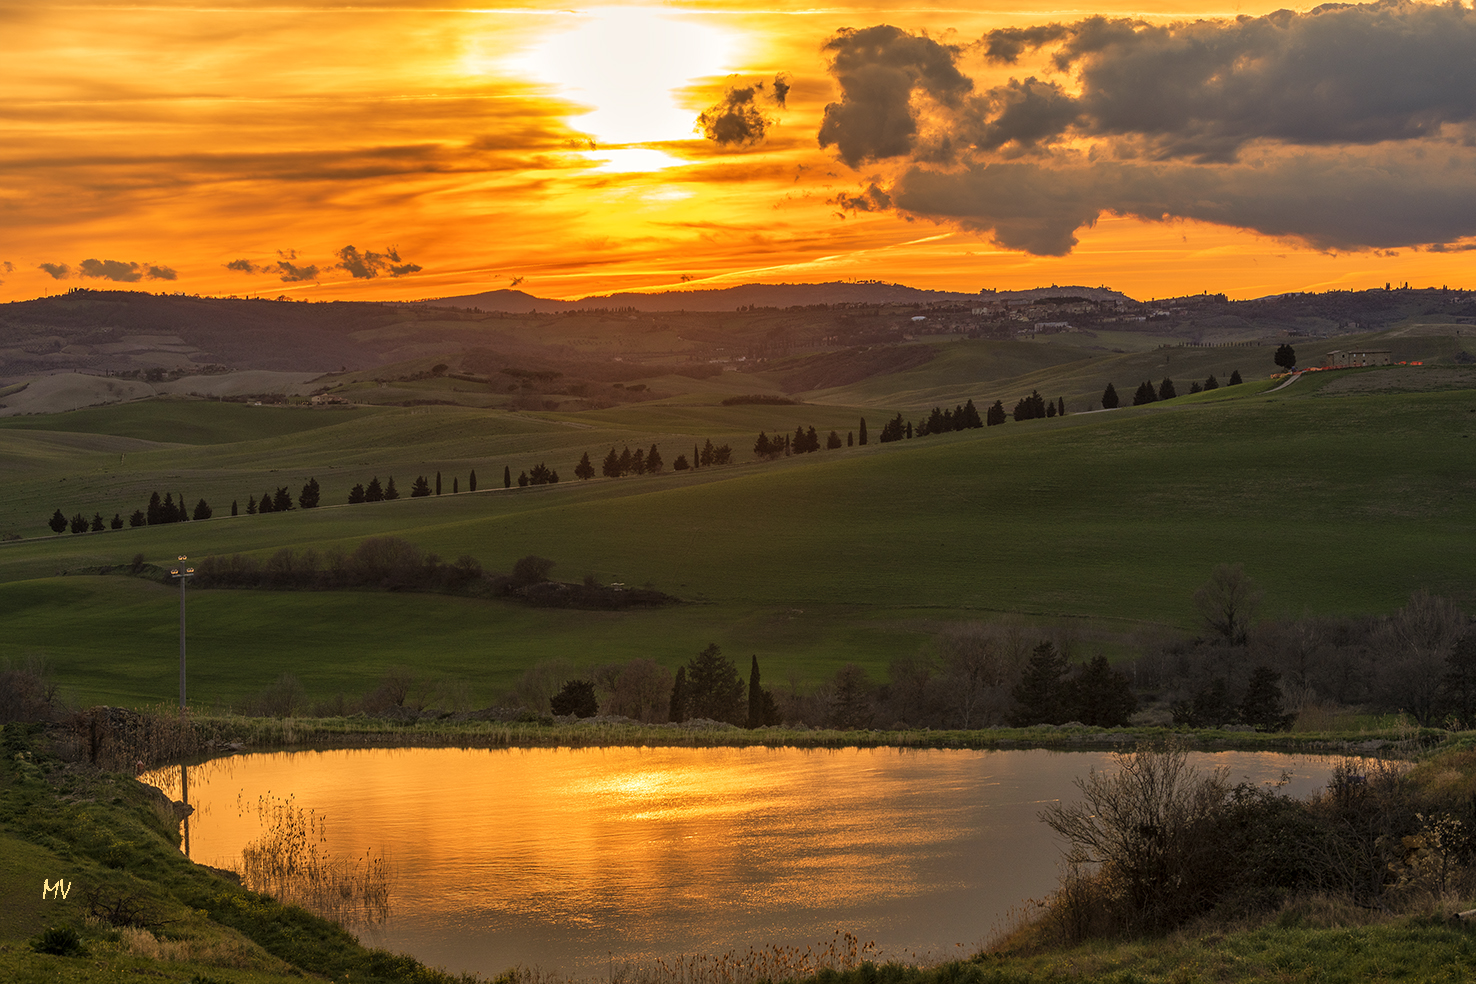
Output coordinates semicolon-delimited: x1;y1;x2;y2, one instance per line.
1;374;1473;707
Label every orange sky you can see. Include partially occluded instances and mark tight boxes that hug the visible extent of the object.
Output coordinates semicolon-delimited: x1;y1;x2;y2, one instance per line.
4;0;1474;303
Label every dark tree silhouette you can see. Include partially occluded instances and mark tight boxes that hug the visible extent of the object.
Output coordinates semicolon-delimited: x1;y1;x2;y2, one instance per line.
1010;642;1072;725
1229;370;1243;385
673;454;690;470
69;512;88;534
90;513;105;532
551;679;599;718
668;666;689;723
1102;382;1120;409
1158;378;1177;401
647;444;663;473
130;509;145;527
1068;655;1137;727
685;644;746;724
1204;374;1219;390
1133;381;1157;406
1274;344;1297;371
365;477;383;502
247;495;259;515
110;513;123;530
1240;665;1293;730
299;478;321;509
192;499;212;521
231;500;238;516
469;469;477;491
575;451;595;480
384;477;399;500
411;475;432;498
348;483;365;504
859;417;868;445
272;486;293;511
48;509;66;533
987;400;1007;426
1193;563;1262;645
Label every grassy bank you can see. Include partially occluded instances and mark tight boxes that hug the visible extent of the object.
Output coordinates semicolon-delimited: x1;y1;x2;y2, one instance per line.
0;721;475;984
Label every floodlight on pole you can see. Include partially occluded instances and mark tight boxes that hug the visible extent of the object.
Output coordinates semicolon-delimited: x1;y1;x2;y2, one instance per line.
170;555;194;715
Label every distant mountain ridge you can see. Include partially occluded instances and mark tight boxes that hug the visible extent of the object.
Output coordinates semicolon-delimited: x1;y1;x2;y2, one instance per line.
424;282;1136;314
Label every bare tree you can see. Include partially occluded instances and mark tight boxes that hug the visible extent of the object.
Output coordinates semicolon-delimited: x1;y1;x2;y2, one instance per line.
604;659;674;723
1193;563;1262;644
1376;591;1464;725
937;622;1029;727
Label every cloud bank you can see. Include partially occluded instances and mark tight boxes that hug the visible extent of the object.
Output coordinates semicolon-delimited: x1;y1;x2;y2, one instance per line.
39;258;177;281
820;1;1476;255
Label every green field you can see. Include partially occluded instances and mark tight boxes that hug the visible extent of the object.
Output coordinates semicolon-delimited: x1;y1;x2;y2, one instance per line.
2;341;1473;710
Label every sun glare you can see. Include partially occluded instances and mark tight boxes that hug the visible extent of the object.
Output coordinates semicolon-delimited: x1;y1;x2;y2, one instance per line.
515;6;740;146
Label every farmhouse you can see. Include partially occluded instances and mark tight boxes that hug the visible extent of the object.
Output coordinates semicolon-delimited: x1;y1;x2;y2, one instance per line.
1324;349;1392;368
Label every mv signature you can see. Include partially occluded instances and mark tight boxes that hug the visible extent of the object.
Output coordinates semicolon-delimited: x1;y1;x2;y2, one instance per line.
42;878;72;900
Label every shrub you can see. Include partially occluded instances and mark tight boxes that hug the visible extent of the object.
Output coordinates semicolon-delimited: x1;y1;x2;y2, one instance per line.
31;925;87;956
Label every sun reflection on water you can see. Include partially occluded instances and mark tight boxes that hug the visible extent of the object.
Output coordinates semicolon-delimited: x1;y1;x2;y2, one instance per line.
143;745;1348;977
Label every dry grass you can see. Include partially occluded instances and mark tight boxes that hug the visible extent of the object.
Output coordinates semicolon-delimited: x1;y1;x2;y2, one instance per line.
231;792;391;934
494;932;887;984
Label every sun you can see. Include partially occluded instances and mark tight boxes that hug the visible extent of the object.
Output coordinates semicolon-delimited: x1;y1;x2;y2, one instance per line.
515;5;741;147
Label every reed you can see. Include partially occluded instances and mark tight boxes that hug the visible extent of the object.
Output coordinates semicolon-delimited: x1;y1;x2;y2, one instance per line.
230;792;390;934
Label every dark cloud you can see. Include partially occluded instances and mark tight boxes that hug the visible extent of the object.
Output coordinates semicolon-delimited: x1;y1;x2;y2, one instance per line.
276;260;319;282
79;258;142;281
819;4;1476;255
67;258;175;281
696;76;793;146
335;245;421;279
2;261;12;273
891;148;1476;255
226;258;263;274
974;2;1476;161
817;25;972;167
698;86;770;146
772;74;791;108
829;183;892;213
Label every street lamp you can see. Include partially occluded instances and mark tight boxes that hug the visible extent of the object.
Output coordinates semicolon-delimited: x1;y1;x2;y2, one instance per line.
170;555;194;715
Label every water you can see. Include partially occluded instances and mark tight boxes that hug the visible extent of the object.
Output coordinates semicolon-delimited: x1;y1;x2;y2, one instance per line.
143;745;1346;977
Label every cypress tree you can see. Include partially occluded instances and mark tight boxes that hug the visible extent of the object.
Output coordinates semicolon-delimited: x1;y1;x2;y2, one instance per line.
575;451;595;480
110;513;123;530
1057;397;1066;417
453;477;459;493
1229;369;1243;385
436;471;442;495
747;655;763;729
48;509;67;533
669;666;689;723
1102;382;1120;409
469;469;477;491
384;476;399;500
247;495;258;515
859;417;868;445
504;465;511;488
90;513;105;532
231;500;238;516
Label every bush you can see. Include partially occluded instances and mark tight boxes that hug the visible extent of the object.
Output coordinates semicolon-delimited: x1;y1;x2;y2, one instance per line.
31;925;87;956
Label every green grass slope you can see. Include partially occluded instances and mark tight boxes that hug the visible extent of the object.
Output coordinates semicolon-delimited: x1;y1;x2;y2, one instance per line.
0;372;1471;708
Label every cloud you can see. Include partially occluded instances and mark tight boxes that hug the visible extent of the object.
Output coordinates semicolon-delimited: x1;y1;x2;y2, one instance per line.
227;252;322;282
696;76;792;146
817;24;972;167
335;245;421;279
820;4;1476;255
75;258;174;281
39;262;71;279
276;260;319;282
2;261;12;273
973;2;1476;162
891;147;1476;255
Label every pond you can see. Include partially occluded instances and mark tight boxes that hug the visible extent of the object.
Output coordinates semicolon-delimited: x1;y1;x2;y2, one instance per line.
143;745;1347;978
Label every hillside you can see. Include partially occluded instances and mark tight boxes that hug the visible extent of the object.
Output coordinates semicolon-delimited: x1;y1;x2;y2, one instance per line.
1;362;1472;709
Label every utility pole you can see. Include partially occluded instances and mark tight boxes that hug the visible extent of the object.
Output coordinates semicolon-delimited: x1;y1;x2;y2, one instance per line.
170;555;194;715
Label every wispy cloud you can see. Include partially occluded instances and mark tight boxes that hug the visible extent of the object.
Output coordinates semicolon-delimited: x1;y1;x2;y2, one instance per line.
335;245;421;279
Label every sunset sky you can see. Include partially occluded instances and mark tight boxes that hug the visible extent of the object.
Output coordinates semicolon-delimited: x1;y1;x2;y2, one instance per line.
4;0;1475;303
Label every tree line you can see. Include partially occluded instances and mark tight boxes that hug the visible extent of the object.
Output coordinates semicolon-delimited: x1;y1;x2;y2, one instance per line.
1101;370;1242;409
